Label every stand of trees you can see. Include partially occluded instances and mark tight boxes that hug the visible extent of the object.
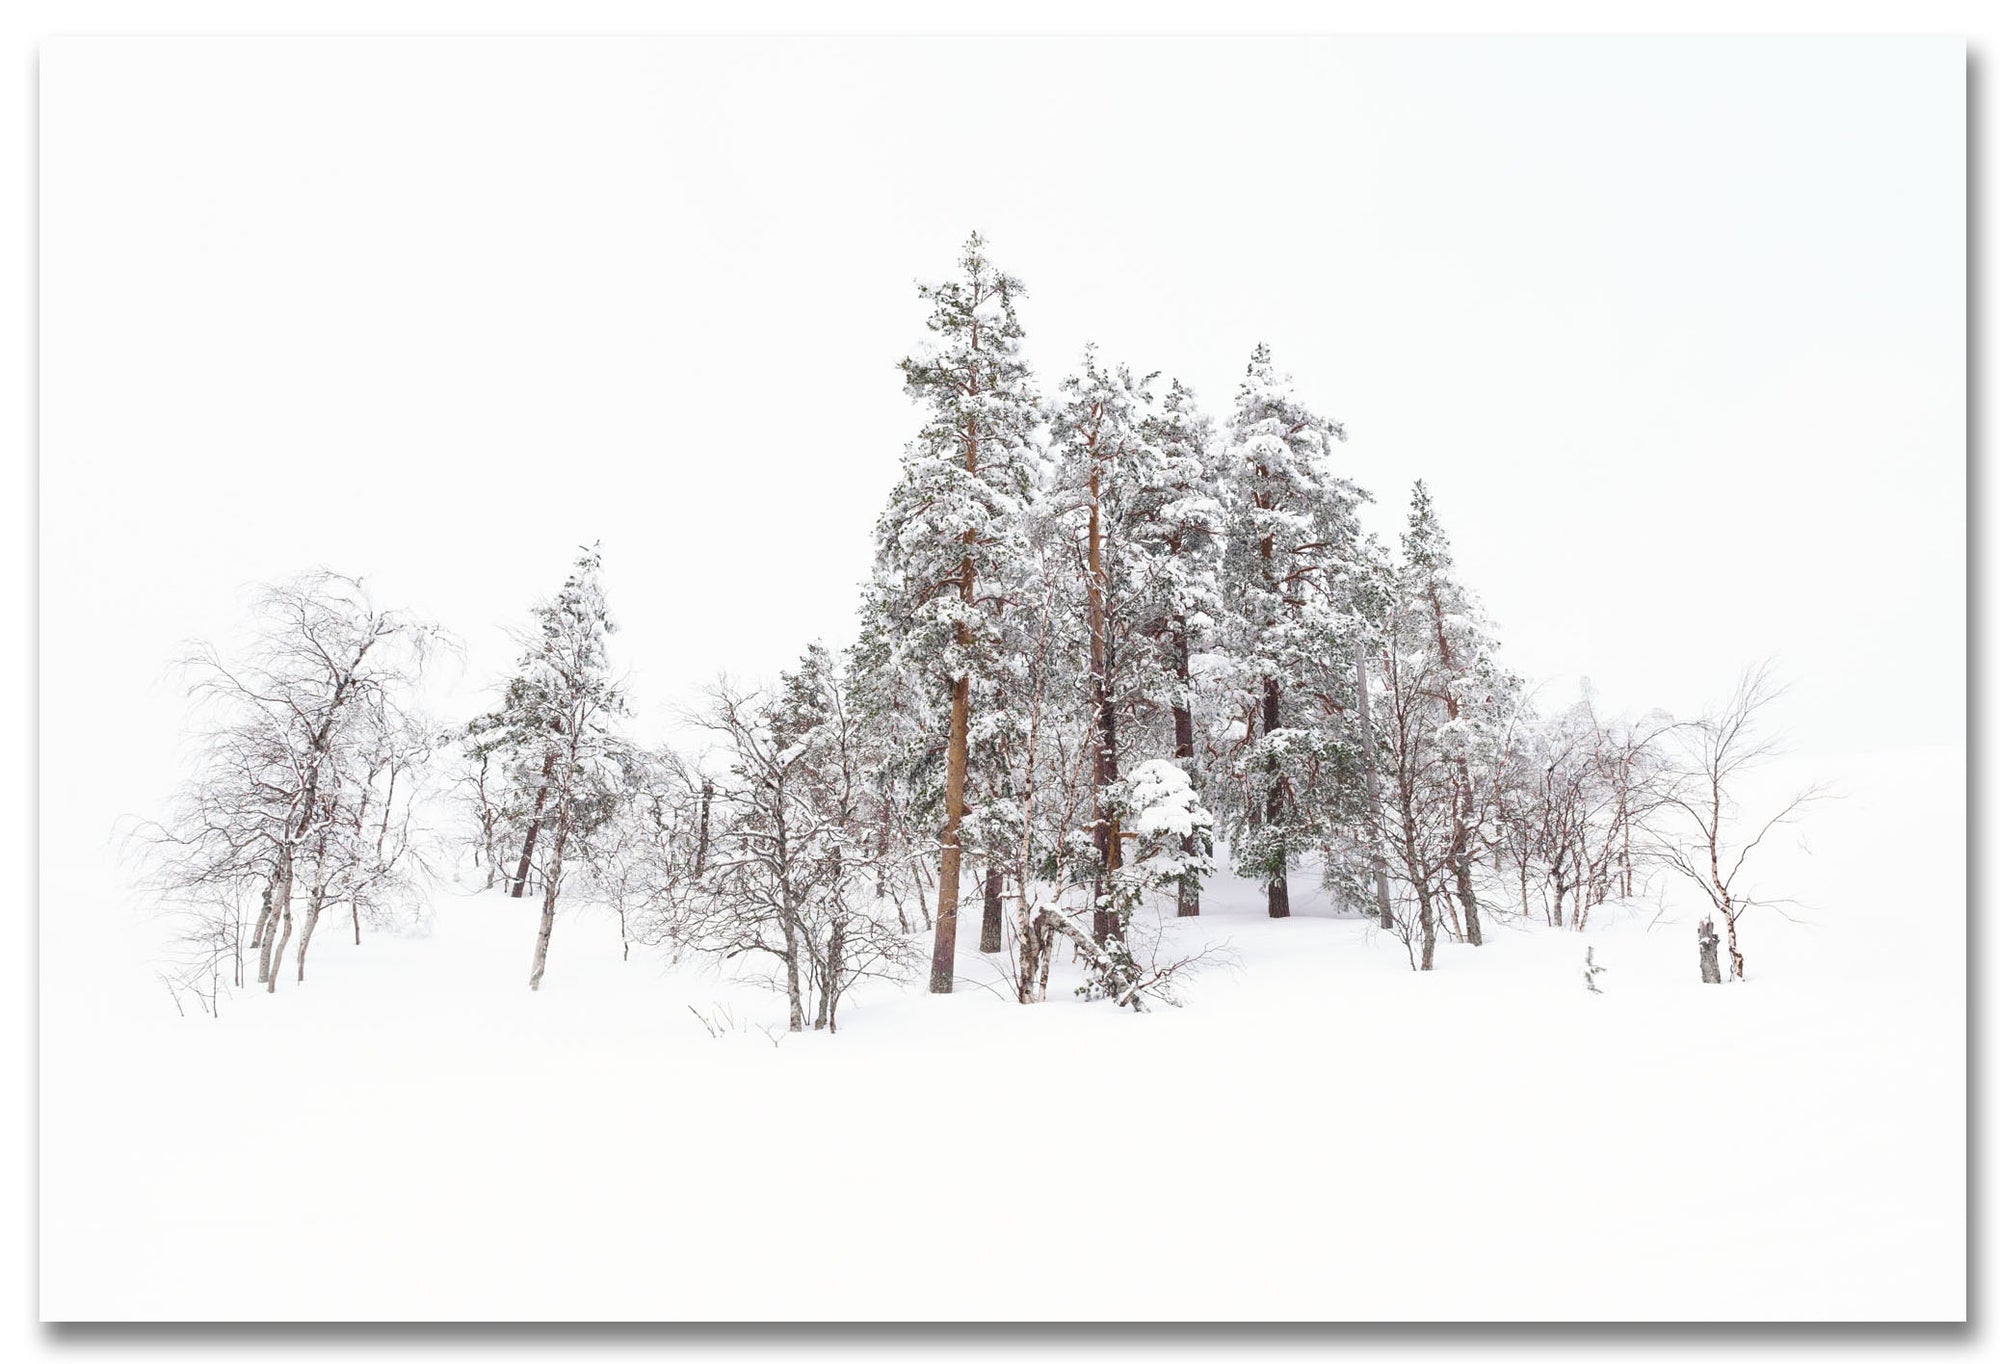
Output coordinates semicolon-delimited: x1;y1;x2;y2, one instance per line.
137;233;1818;1021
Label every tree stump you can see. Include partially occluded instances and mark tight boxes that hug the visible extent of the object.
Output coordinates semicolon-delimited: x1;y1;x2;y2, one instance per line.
1697;916;1722;984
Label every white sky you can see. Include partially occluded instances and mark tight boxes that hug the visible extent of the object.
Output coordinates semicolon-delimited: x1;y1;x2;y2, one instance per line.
38;35;1964;860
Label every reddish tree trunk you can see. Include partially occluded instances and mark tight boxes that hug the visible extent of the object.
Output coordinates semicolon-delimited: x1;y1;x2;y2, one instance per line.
928;314;984;993
929;668;970;994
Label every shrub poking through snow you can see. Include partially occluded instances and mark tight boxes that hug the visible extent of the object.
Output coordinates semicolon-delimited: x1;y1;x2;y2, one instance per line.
1582;946;1608;994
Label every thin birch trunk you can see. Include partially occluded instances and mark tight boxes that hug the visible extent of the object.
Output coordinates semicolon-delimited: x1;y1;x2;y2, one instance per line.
264;880;295;994
258;856;291;986
823;917;846;1033
1395;770;1435;970
527;789;573;992
1452;828;1483;946
250;884;274;951
294;884;326;982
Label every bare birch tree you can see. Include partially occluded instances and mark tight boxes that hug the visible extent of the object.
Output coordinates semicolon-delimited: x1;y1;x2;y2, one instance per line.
663;658;916;1032
1652;664;1824;981
133;571;445;999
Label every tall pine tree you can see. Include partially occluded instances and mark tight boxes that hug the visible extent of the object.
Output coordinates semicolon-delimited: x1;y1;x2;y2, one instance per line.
1217;344;1359;918
1134;377;1226;916
866;233;1042;993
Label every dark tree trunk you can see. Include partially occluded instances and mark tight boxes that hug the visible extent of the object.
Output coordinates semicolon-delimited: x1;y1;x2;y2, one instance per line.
1263;676;1288;919
695;779;713;877
1395;774;1436;971
528;774;576;991
250;885;274;950
812;912;831;1031
875;788;892;901
824;918;847;1033
1173;624;1201;917
475;753;500;888
980;865;1004;953
1453;843;1483;947
511;750;557;898
1085;452;1123;944
1418;883;1436;970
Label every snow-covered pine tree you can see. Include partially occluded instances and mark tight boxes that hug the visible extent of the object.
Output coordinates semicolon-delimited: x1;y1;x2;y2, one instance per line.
1050;345;1154;942
1050;350;1226;937
1393;482;1518;948
866;232;1042;994
477;545;631;991
981;490;1096;1001
1215;344;1362;918
1133;378;1226;917
1369;485;1522;966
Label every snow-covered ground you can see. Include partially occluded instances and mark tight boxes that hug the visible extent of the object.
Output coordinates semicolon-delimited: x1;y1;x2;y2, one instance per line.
38;745;1963;1321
